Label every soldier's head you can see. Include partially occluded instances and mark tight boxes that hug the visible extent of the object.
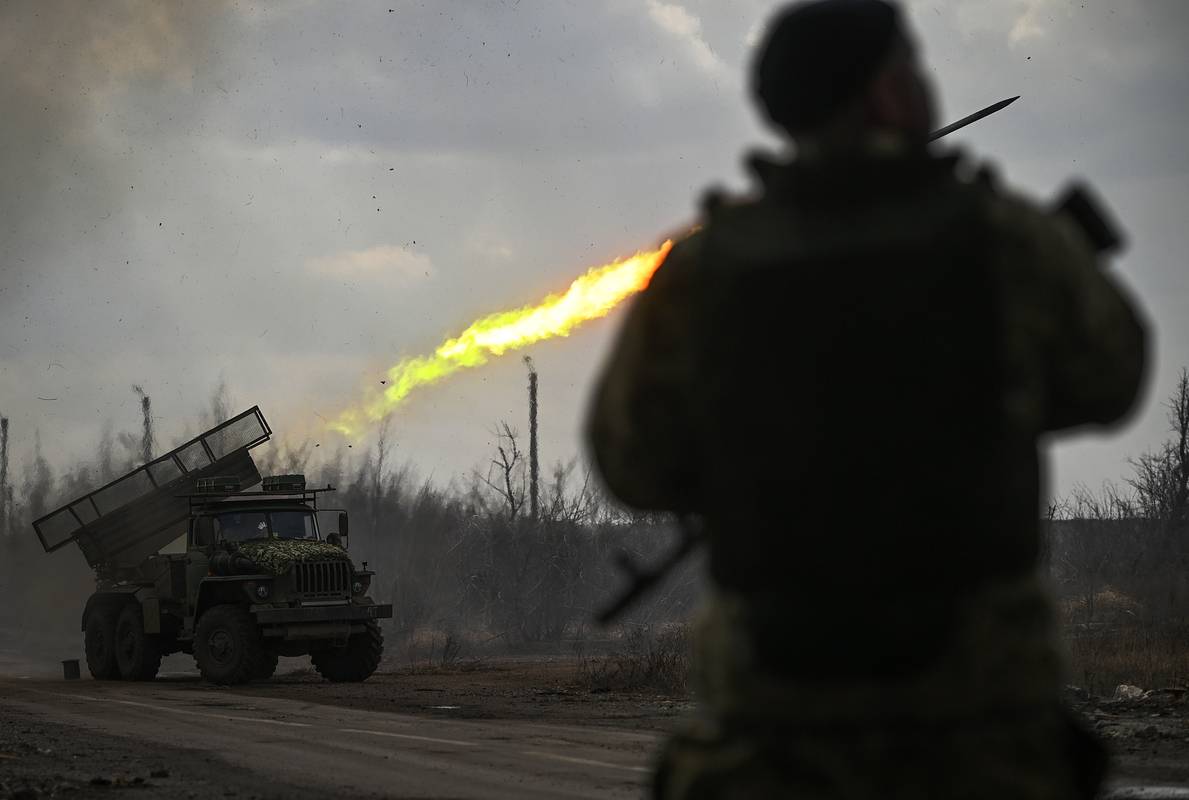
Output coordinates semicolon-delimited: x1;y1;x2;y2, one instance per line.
752;0;936;150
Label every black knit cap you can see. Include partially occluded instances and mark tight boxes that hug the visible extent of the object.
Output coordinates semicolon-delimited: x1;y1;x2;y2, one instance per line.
752;0;903;134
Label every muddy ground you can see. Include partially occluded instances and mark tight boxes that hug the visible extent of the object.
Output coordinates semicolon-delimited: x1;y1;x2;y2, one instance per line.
1065;686;1189;787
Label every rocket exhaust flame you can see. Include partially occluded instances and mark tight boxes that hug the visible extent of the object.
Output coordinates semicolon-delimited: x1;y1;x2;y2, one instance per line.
330;240;674;436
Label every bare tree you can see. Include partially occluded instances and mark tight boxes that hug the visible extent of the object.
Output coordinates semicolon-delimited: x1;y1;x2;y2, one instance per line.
544;458;606;525
372;416;393;536
1050;370;1189;629
0;417;8;537
524;356;539;519
482;422;525;519
23;430;53;521
132;385;154;464
1129;370;1189;522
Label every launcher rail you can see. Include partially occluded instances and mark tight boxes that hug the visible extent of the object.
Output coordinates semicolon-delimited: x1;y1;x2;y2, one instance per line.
33;406;272;570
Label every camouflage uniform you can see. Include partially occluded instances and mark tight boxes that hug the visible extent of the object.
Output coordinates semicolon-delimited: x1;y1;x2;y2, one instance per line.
587;146;1145;799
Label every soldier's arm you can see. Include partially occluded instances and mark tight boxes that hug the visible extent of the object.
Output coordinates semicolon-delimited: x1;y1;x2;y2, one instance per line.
586;234;702;512
1019;200;1147;431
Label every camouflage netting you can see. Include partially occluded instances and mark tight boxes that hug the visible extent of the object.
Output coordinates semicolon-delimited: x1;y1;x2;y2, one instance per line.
234;538;350;575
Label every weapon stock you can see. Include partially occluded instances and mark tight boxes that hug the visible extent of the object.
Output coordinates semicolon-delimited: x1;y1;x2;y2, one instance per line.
596;517;702;626
1054;183;1124;254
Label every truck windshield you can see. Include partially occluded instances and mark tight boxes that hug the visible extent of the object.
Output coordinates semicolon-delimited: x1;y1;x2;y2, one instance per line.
214;511;318;542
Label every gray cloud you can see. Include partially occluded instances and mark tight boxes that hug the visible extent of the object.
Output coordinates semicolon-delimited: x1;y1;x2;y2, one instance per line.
0;1;1185;505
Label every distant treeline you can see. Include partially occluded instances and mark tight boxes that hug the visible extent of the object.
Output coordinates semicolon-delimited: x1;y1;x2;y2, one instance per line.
4;371;1188;656
1045;369;1189;634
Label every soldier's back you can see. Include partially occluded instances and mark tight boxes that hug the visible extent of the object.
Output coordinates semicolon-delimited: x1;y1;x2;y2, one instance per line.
666;151;1037;671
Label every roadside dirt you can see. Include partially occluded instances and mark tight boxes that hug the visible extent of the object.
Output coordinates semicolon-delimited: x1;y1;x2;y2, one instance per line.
0;703;325;800
222;655;694;732
228;656;1189;787
1065;687;1189;786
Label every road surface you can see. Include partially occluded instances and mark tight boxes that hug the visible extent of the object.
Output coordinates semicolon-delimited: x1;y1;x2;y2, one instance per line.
0;675;654;799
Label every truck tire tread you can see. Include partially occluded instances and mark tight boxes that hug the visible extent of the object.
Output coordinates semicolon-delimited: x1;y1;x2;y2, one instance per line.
311;621;383;682
194;604;265;685
84;605;121;680
115;603;162;681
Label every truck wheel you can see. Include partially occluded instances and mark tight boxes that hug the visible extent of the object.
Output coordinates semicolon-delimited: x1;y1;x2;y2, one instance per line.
115;604;162;681
311;621;383;682
84;605;120;680
254;651;279;680
194;605;264;685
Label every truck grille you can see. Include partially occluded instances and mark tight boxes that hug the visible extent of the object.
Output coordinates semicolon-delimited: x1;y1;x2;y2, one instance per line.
294;561;351;598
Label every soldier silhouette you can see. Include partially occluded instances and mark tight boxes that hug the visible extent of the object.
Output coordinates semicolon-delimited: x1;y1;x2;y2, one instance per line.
587;1;1146;797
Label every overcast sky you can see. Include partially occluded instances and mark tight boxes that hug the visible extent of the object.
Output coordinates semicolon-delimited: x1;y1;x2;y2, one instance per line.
1;0;1186;504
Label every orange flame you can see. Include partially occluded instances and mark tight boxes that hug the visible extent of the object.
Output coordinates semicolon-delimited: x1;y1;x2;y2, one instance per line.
330;240;673;436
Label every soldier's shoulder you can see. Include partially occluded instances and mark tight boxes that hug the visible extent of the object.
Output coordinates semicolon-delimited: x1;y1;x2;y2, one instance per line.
653;190;769;284
643;225;708;296
961;161;1097;279
959;163;1070;244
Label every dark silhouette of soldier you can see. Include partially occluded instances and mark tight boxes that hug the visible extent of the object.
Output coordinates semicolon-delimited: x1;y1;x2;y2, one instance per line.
587;1;1147;797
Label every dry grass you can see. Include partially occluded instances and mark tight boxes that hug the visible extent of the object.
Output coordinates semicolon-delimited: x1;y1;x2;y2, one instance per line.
575;624;691;695
1058;585;1143;625
1062;626;1189;697
1056;585;1189;696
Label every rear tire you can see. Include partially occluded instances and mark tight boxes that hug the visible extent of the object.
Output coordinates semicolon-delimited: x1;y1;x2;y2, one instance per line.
311;621;383;683
194;605;264;685
84;605;120;680
115;604;161;681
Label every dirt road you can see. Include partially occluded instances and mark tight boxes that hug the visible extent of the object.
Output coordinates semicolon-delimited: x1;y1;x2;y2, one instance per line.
1;644;1186;799
0;675;653;799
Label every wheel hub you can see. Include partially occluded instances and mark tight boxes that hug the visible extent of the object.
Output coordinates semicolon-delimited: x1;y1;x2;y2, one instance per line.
117;623;136;660
208;629;235;665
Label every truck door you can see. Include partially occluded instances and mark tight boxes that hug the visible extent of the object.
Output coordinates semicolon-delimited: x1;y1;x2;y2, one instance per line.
185;516;214;612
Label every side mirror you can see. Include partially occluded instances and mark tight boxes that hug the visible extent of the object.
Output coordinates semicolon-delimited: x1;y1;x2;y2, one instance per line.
327;512;349;550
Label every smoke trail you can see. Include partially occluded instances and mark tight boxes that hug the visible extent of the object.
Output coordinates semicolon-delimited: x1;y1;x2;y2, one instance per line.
331;241;673;436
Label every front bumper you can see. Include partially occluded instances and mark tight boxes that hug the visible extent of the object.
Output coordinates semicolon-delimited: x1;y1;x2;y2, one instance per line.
252;602;393;625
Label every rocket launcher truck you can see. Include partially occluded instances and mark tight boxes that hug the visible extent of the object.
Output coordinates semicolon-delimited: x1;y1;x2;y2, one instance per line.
33;407;392;684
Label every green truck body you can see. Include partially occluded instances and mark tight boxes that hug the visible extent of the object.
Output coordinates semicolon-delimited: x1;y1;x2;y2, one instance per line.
34;407;392;684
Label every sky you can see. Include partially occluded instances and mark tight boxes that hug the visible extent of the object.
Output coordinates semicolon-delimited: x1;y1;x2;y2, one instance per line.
0;0;1186;505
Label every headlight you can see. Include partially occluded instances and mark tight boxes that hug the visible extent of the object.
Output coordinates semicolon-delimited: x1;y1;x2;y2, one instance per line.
255;583;271;599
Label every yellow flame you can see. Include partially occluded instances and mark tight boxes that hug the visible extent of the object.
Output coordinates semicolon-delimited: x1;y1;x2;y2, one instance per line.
330;240;674;436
